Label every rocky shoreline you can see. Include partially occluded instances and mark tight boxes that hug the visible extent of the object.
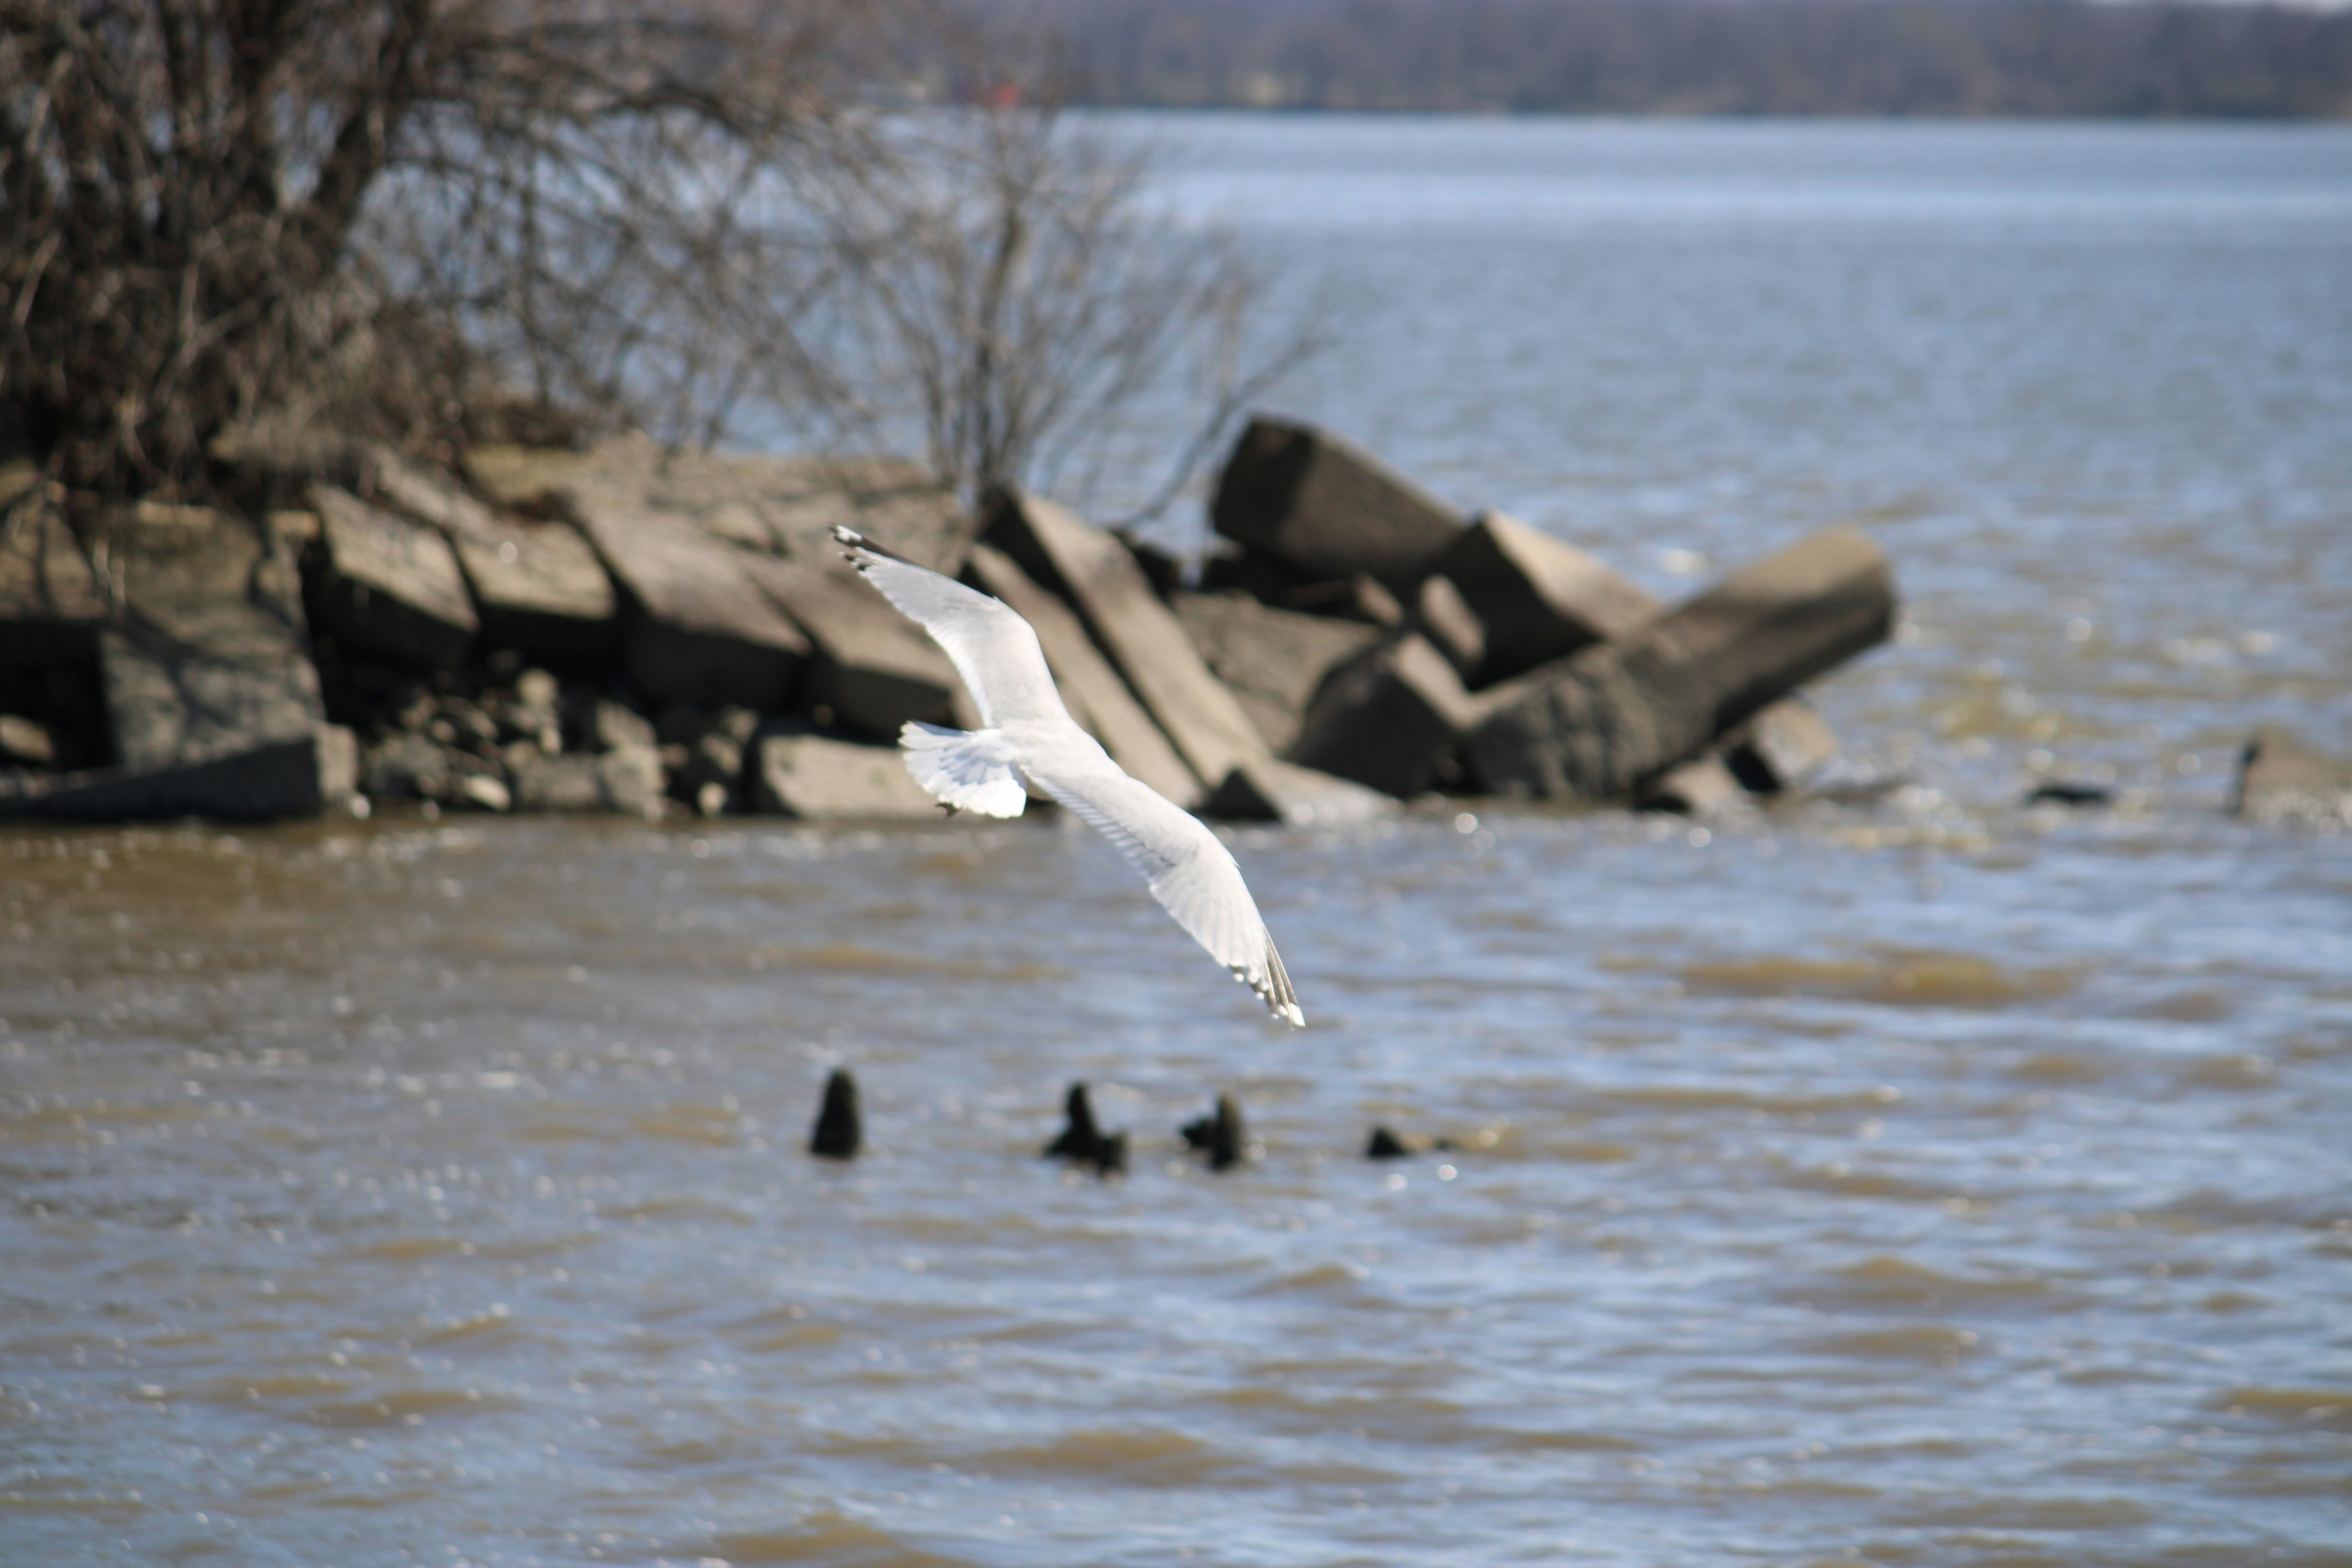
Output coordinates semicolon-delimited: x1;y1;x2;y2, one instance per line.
4;414;2339;829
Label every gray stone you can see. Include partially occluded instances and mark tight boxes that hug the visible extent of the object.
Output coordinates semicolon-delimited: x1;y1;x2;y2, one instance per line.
1463;526;1895;802
0;713;54;767
2233;726;2352;827
362;730;454;800
1409;574;1486;681
751;732;944;819
1724;699;1840;795
1636;753;1749;816
451;771;512;812
305;485;479;669
985;489;1268;791
0;724;356;822
740;553;967;737
562;477;808;709
964;545;1200;806
1168;590;1381;755
597;745;666;818
1211;416;1463;593
356;447;619;663
509;748;663;816
1425;510;1659;686
570;695;658;756
1290;633;1483;799
1198;757;1399;828
102;503;327;774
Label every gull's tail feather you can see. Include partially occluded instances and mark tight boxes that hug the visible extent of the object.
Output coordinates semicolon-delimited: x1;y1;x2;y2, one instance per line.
900;721;1028;819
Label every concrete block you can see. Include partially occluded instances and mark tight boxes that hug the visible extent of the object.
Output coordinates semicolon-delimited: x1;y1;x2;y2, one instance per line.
750;732;945;819
985;488;1268;790
964;545;1200;806
1290;632;1483;799
1410;574;1486;681
1463;526;1895;802
102;504;327;774
359;447;617;663
305;485;479;669
739;553;966;737
0;724;355;822
2234;726;2352;827
1425;510;1658;685
1211;415;1462;593
1724;698;1840;795
1169;590;1380;755
562;477;808;709
1199;757;1399;827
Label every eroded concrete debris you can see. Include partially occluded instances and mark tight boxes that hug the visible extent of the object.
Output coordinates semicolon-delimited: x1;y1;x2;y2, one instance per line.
0;412;1926;829
1212;414;1462;594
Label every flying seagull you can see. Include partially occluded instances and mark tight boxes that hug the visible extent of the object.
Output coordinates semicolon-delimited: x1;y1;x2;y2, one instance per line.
832;524;1304;1027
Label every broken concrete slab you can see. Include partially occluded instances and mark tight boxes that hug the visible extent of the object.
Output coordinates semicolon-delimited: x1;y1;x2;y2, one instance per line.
561;477;808;709
1290;632;1483;799
1169;590;1382;756
985;489;1269;790
1724;699;1840;796
2233;725;2352;827
1198;756;1399;827
963;544;1200;806
1409;573;1486;682
304;485;479;669
750;731;945;819
357;447;617;664
102;503;328;774
1211;415;1463;593
1463;526;1895;802
739;553;967;737
0;724;356;822
1425;510;1659;686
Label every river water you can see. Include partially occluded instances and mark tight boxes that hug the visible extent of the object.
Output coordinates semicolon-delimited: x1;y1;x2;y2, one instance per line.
5;118;2351;1567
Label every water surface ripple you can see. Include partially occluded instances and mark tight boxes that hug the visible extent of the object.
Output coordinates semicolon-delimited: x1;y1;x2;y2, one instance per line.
6;118;2352;1567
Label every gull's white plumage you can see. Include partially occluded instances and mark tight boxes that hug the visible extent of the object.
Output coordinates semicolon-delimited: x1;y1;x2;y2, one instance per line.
833;525;1304;1027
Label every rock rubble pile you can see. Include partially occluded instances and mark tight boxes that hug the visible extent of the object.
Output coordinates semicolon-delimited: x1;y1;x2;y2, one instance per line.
0;410;2096;829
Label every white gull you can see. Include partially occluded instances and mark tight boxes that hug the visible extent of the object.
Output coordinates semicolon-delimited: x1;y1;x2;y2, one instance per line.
833;524;1304;1027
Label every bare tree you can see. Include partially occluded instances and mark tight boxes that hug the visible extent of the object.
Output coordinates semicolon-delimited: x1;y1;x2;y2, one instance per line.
0;0;886;503
789;102;1326;521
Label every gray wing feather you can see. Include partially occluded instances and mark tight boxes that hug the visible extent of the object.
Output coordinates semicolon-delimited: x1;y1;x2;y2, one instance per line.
833;530;1067;726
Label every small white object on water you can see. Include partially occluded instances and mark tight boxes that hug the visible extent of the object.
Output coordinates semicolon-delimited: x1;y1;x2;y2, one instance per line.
834;525;1304;1027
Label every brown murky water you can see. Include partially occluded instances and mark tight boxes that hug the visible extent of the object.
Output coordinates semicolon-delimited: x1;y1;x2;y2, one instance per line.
6;120;2352;1567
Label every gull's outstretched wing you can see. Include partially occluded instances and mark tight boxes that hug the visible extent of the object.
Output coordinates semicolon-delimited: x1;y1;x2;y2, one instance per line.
832;526;1066;726
1023;755;1304;1028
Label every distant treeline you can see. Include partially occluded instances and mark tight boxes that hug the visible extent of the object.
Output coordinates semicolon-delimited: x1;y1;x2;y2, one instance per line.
956;0;2352;118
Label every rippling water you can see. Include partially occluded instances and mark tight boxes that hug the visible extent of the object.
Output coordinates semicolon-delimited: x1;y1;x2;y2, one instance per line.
6;119;2352;1567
